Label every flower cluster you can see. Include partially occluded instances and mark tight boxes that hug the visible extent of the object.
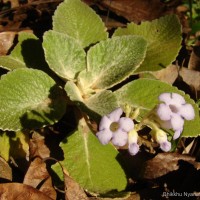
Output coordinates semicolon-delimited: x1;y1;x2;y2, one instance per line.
96;92;195;155
156;93;195;140
96;108;139;155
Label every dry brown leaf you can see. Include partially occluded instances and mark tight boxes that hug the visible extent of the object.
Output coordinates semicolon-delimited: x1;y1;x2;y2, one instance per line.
179;67;200;97
23;157;49;188
143;153;200;179
0;32;16;55
3;0;19;8
188;39;200;71
39;177;57;200
152;65;179;84
0;183;53;200
29;131;50;159
63;168;89;200
153;65;200;98
23;157;56;199
0;157;12;181
97;0;172;23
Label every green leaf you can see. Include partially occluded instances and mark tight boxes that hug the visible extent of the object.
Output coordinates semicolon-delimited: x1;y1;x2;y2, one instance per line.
0;56;26;70
64;81;83;103
52;117;127;195
43;30;86;80
0;32;48;71
65;82;118;120
78;35;147;90
0;68;66;131
0;131;29;161
53;0;108;48
85;90;118;117
114;15;182;72
114;79;200;137
0;132;10;161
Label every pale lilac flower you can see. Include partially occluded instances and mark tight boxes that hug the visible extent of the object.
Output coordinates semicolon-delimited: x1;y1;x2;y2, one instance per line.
154;129;171;152
157;93;195;140
96;108;134;146
128;129;139;155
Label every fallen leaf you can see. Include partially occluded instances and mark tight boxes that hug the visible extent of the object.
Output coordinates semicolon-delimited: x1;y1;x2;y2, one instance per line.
23;157;56;199
39;177;57;200
152;65;200;98
152;65;179;84
143;153;200;179
97;0;174;23
0;157;12;181
2;0;19;8
188;39;200;71
23;157;49;188
179;67;200;98
0;32;16;56
63;168;89;200
0;183;53;200
29;131;50;159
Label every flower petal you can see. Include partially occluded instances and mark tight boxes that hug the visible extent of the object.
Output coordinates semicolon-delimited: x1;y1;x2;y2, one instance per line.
112;129;128;146
157;103;172;121
107;107;123;122
171;93;185;105
173;128;183;140
99;116;111;131
96;129;112;145
118;117;134;132
159;93;172;104
160;141;171;152
178;104;195;120
170;114;184;131
128;143;139;155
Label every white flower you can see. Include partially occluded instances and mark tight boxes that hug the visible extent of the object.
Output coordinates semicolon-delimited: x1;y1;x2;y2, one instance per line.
153;129;171;152
157;93;195;139
128;129;139;155
96;108;134;146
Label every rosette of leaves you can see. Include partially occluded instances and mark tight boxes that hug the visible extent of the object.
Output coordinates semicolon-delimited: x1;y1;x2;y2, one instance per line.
0;0;199;197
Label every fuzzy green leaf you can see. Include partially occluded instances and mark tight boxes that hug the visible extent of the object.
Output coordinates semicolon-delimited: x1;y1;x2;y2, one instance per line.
0;32;48;71
114;15;182;72
43;30;86;80
0;131;29;161
85;90;118;117
78;35;147;90
65;82;118;120
0;68;66;131
52;117;127;195
115;79;200;137
53;0;108;48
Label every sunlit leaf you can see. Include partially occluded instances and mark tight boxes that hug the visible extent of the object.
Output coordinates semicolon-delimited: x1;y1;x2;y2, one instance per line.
52;117;127;195
43;30;86;80
114;15;182;72
53;0;108;48
78;35;147;90
0;68;66;131
0;132;10;161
